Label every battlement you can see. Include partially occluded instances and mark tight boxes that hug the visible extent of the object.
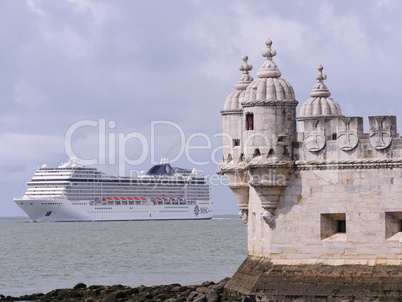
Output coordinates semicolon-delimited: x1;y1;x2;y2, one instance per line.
298;115;402;163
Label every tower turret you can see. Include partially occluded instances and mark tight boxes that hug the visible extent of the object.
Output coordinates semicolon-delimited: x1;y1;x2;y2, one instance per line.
218;55;253;222
241;40;298;220
242;39;298;162
221;55;253;164
298;65;345;160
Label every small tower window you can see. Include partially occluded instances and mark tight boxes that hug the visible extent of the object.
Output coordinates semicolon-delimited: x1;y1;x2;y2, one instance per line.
385;212;402;240
321;213;346;240
246;113;254;130
233;139;240;147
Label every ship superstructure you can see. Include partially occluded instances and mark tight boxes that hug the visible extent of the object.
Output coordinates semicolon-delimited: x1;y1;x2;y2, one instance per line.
14;159;212;222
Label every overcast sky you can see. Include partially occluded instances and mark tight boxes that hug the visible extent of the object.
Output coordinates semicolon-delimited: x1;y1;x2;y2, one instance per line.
1;0;402;217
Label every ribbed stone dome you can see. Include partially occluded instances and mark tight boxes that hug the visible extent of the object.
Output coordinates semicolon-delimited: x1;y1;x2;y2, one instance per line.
223;55;253;111
299;65;342;118
241;40;295;104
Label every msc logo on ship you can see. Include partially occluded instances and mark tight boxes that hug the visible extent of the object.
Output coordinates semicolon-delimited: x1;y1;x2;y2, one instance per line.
194;206;200;216
194;206;209;216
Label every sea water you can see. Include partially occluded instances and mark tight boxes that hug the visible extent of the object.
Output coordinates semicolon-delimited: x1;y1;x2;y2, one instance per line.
0;216;247;297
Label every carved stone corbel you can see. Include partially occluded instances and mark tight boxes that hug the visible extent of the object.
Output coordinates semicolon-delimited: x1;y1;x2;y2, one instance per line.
246;162;292;228
262;210;276;228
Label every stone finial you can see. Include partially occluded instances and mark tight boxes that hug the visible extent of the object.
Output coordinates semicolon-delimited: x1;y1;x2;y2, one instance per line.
239;55;253;74
310;64;331;98
262;39;277;60
316;64;327;82
256;39;281;78
235;55;253;90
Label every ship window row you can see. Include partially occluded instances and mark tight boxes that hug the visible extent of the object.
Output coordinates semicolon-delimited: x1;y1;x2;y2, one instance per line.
28;187;67;190
29;183;204;193
66;185;185;189
67;194;188;200
65;179;190;184
69;182;187;187
27;190;66;194
27;191;208;198
88;200;196;206
65;189;189;194
68;187;186;191
28;186;66;189
34;174;72;177
65;189;188;194
28;193;65;196
35;171;73;175
187;192;210;195
187;192;210;196
28;182;70;186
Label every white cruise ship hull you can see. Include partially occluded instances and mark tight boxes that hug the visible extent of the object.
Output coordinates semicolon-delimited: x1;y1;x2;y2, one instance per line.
14;159;213;222
14;197;213;222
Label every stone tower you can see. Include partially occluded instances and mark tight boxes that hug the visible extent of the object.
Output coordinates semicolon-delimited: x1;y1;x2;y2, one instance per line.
221;54;253;220
219;39;402;300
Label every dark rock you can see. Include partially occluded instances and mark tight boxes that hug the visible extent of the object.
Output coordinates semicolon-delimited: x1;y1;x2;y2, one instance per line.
201;281;215;287
109;284;125;290
88;285;105;290
188;291;199;300
4;278;245;302
57;288;84;299
193;293;208;302
205;291;219;302
73;283;87;290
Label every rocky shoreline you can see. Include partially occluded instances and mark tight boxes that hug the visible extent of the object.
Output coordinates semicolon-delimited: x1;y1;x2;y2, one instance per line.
0;278;244;302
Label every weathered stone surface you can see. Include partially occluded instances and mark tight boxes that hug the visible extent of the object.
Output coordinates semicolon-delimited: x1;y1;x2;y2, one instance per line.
225;256;402;300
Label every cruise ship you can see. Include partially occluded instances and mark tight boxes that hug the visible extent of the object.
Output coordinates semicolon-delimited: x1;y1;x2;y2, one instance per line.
14;158;213;222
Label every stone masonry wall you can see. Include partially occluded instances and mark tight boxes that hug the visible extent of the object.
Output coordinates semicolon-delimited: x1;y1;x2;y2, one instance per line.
247;166;402;264
226;256;402;300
